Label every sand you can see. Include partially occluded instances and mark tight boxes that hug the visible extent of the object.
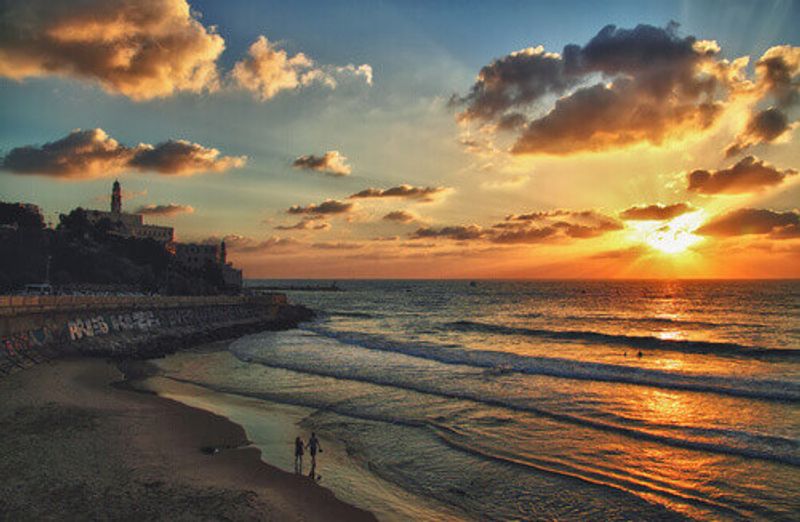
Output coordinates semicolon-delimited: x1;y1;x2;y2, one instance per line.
0;357;376;521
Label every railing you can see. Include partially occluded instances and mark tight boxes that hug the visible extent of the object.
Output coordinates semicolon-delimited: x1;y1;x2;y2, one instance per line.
0;293;288;316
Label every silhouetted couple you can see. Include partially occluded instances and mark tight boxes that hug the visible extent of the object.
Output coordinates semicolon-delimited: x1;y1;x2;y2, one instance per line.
294;432;322;479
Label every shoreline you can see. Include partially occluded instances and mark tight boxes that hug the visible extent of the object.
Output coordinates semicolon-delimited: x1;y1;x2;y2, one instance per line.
0;355;376;521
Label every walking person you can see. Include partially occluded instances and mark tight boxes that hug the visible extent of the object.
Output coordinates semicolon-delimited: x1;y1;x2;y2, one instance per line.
306;432;322;479
294;436;304;474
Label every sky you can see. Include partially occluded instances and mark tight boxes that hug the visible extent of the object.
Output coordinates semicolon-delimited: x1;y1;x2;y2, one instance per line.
0;0;799;278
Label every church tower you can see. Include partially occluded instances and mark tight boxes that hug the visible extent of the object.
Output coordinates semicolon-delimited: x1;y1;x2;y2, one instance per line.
220;240;227;265
111;180;122;214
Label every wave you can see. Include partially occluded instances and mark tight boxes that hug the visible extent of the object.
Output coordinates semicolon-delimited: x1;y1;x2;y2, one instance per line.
430;426;754;520
445;320;796;357
326;310;379;319
228;334;800;467
557;314;767;330
300;325;800;402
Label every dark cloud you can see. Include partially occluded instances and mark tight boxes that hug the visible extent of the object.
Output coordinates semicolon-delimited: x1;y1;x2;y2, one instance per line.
619;203;694;220
697;208;799;239
134;203;194;216
725;46;800;156
687;156;796;195
492;218;622;244
0;0;224;101
411;225;486;241
410;210;622;245
287;199;354;216
755;46;800;108
454;23;738;155
292;151;351;176
1;128;246;178
129;139;246;175
382;210;417;223
349;185;448;202
725;108;794;157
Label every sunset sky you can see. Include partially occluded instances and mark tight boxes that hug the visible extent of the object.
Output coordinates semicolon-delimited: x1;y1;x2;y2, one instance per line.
1;0;798;278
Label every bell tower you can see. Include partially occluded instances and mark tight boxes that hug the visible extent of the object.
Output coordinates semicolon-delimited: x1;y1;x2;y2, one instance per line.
111;180;122;214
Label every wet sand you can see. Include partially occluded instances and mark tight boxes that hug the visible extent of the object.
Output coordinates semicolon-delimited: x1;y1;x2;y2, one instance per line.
0;356;376;521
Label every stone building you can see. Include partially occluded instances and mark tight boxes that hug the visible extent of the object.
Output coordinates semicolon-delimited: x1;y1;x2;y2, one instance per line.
85;181;174;243
174;242;220;270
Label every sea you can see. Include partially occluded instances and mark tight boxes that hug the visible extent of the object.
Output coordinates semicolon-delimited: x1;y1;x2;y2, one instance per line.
142;280;800;521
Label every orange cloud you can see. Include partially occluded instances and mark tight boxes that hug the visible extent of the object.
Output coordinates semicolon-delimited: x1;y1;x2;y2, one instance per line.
292;151;352;176
0;0;224;100
687;156;796;195
274;218;331;231
134;203;194;216
0;128;246;178
383;210;418;223
620;203;694;220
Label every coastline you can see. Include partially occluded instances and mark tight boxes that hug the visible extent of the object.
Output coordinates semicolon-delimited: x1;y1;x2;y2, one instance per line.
0;355;376;521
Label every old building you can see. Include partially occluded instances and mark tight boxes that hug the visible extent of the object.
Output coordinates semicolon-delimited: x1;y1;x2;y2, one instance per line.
85;181;174;243
174;242;220;270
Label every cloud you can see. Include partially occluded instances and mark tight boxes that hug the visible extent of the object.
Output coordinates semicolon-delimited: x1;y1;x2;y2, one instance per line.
725;46;800;155
311;241;363;250
725;107;797;156
687;156;796;195
0;0;224;101
349;184;449;202
134;203;194;216
697;208;799;239
274;218;331;231
619;203;694;220
231;35;371;101
383;210;418;223
287;199;354;216
453;23;744;155
1;128;246;178
292;151;352;176
755;45;800;107
410;210;622;245
207;234;299;254
411;225;487;241
128;139;246;175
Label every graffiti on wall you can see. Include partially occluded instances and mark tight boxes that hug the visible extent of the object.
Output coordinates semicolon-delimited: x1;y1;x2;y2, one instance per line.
2;304;265;357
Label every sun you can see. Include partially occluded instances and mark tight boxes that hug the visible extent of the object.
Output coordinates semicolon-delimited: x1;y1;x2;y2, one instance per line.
630;210;706;255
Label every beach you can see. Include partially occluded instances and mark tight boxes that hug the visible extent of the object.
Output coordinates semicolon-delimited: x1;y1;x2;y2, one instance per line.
0;355;375;521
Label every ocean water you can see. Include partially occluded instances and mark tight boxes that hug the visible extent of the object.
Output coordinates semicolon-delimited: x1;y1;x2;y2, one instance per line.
151;280;800;521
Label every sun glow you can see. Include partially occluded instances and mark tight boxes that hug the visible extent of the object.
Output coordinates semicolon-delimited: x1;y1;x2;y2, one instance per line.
630;210;706;255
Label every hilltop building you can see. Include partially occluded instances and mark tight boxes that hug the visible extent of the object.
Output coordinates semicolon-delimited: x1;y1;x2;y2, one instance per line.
73;181;243;292
85;180;174;242
175;240;242;290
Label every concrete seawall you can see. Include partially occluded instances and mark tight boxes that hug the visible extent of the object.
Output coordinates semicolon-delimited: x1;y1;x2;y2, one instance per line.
0;294;312;376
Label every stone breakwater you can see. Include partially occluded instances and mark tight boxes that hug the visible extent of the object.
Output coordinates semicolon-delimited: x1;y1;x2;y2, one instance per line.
0;294;313;376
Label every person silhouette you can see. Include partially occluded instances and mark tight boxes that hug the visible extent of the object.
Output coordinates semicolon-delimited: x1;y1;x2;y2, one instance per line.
306;432;322;479
294;436;304;474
